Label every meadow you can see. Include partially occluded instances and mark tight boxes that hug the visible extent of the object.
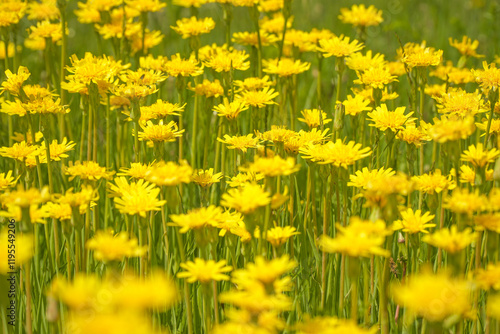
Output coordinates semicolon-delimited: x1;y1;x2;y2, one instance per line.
0;0;500;333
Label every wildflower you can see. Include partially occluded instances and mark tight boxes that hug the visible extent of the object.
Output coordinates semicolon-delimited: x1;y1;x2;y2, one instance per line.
172;0;207;7
428;115;475;143
145;161;193;187
0;141;38;162
393;208;435;234
340;94;372;116
227;172;265;188
367;104;414;133
346;51;386;72
125;0;166;12
171;16;215;39
214;98;248;120
169;206;223;233
361;173;414;207
298;109;331;128
218;134;259;153
203;48;251;72
488;294;500;320
232;31;279;47
266;226;299;247
117;162;154;180
178;258;232;283
475;264;500;290
56;185;97;209
300;139;371;168
0;171;18;190
474;213;500;233
164;53;204;77
242;156;300;177
354;67;397;89
27;0;59;21
348;167;395;189
109;177;165;217
352;86;399;103
1;66;30;96
444;188;486;215
318;35;364;58
65;161;115;181
48;274;102;310
188;79;224;98
471;61;500;93
402;43;443;68
412;169;455;194
1;186;50;208
191;168;223;187
232;255;296;287
141;100;185;119
434;89;487;117
40;138;76;161
259;125;296;143
449;36;483;58
234;75;274;92
319;217;391;257
422;225;477;253
391;270;473;322
236;87;279;108
263;58;311;77
28;20;63;44
86;230;146;262
0;231;32;274
339;4;383;27
461;143;500;168
137;120;184;144
396;123;430;147
221;183;271;214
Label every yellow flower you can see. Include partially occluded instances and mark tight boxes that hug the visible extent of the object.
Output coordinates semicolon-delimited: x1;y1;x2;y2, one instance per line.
227;172;265;188
188;79;224;98
352;86;398;103
145;160;193;187
232;255;296;287
299;139;371;168
56;185;97;208
475;264;500;290
1;98;26;116
141;99;185;120
402;43;443;68
338;4;383;27
27;0;59;21
1;66;30;96
396;123;430;147
221;183;271;214
259;125;296;143
317;35;364;58
346;50;386;72
340;94;372;116
232;31;279;47
422;225;477;253
266;225;299;247
434;89;487;117
393;208;436;234
444;188;486;215
169;205;223;233
40;138;76;161
471;61;500;93
412;169;455;194
203;48;250;72
234;75;274;92
359;173;413;207
171;16;215;39
474;213;500;233
178;258;232;283
461;143;500;168
263;58;311;77
117;162;154;180
298;109;331;128
488;294;500;320
348;167;395;189
428;115;475;143
1;186;50;208
296;317;377;334
449;36;484;58
109;177;166;217
236;87;279;108
164;53;204;77
354;67;397;89
48;274;102;310
391;270;473;322
28;20;63;44
218;134;259;153
65;161;115;181
0;141;37;162
0;231;33;274
367;104;414;133
458;164;494;185
125;0;166;12
191;168;223;187
242;155;299;177
67;311;165;334
86;230;146;262
137;120;184;144
319;217;391;257
172;0;207;7
214;98;248;120
0;171;18;190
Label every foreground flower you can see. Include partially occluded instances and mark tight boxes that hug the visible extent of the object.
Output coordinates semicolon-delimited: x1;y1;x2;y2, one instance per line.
393;208;436;234
191;168;222;187
0;231;32;274
0;66;30;96
137;120;184;144
367;104;414;132
391;270;473;322
214;98;248;120
221;183;271;214
242;155;300;177
86;230;146;262
178;258;232;283
296;316;377;334
109;177;165;217
263;58;311;77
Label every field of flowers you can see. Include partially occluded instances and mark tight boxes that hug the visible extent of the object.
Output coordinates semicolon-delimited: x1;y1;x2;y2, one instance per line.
1;0;500;333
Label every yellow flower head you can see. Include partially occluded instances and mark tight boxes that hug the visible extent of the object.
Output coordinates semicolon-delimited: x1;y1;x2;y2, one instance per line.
461;143;500;168
214;98;248;120
242;155;300;177
117;162;154;180
471;61;500;92
393;208;436;234
339;4;383;27
191;168;223;187
263;58;311;77
0;141;38;162
171;16;215;39
203;48;251;72
319;217;391;257
217;134;259;153
169;205;223;233
221;183;271;214
396;123;430;147
1;66;30;96
340;94;372;116
0;171;18;190
449;36;483;58
391;269;473;322
298;108;332;128
234;75;275;92
412;169;455;195
145;160;193;187
56;185;97;208
488;294;500;320
164;53;204;77
232;31;279;47
172;0;207;7
318;35;364;58
474;213;500;233
138;120;184;144
422;225;477;254
65;160;115;181
266;225;299;247
141;100;185;119
40;138;76;161
346;50;386;72
348;167;395;189
367;104;414;133
475;264;500;291
188;79;224;98
178;258;232;283
296;316;377;334
1;186;50;208
300;139;371;168
434;88;487;117
354;67;398;89
428;115;475;143
86;230;146;262
401;43;443;68
444;188;486;215
232;255;296;287
125;0;166;12
0;231;33;274
109;177;165;217
236;87;279;108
